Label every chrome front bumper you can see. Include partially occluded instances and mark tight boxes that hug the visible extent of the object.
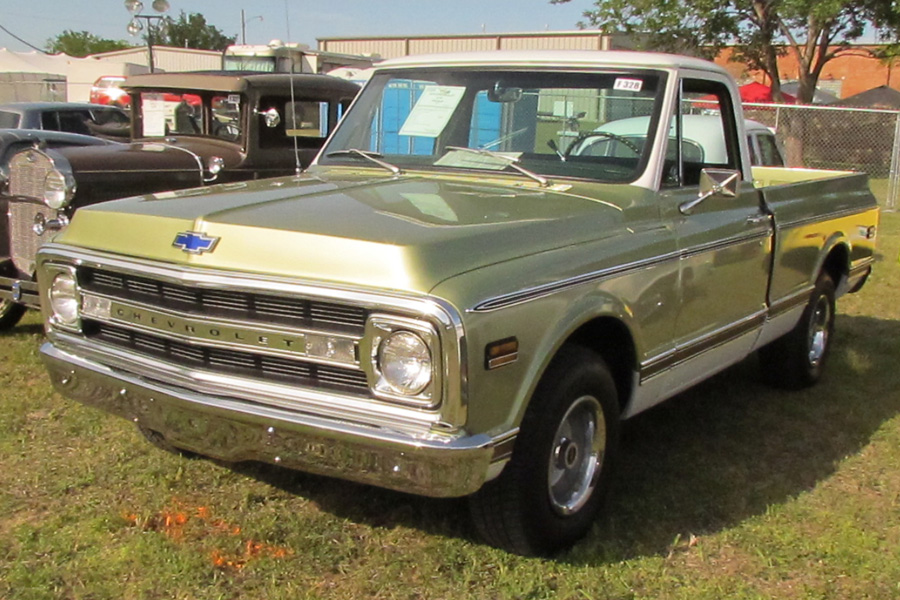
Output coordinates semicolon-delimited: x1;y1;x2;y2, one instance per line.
41;342;510;498
0;274;39;308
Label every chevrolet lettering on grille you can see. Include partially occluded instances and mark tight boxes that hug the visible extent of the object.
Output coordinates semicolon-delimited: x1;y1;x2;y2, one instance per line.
172;231;220;254
80;295;361;367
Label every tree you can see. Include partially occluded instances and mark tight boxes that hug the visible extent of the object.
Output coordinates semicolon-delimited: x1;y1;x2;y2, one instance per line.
46;30;130;57
551;0;900;104
149;11;235;51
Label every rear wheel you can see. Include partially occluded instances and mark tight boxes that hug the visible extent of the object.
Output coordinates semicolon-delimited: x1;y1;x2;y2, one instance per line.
469;345;620;555
759;271;836;389
0;299;26;331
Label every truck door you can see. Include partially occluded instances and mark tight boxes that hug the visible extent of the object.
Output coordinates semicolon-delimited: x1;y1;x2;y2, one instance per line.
661;76;773;380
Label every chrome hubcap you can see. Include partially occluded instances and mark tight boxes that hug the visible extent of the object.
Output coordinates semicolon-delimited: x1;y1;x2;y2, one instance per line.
807;295;831;367
548;395;605;516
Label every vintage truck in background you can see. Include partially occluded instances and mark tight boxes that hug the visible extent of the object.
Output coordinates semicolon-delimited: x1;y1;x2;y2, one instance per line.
0;72;359;329
35;51;878;555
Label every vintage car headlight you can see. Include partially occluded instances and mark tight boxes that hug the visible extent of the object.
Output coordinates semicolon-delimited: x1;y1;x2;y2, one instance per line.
49;271;80;327
43;169;74;209
366;315;441;405
378;331;432;395
207;156;225;175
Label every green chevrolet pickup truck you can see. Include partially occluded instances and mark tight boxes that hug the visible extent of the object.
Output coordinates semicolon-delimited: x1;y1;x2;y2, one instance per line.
35;51;878;555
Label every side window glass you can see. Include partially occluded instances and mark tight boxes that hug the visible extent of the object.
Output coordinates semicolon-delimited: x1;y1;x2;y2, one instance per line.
57;111;91;135
41;111;59;131
756;133;784;166
212;95;241;141
258;97;329;149
664;78;740;187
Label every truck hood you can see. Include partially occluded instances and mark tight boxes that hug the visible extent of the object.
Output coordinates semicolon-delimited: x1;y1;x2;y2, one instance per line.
56;171;628;293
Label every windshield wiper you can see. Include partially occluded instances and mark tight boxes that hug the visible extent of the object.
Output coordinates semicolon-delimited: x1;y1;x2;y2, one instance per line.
445;146;549;187
325;149;403;176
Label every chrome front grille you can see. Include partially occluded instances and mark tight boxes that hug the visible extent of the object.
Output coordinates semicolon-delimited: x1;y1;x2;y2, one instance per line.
77;266;373;397
90;322;370;394
9;148;53;200
8;200;49;275
80;267;368;332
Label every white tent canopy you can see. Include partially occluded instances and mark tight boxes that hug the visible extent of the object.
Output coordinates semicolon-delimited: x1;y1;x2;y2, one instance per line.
0;49;71;74
0;48;147;103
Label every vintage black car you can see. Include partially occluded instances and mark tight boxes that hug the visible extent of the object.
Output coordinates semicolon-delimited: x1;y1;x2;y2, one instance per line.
0;102;130;140
0;72;360;329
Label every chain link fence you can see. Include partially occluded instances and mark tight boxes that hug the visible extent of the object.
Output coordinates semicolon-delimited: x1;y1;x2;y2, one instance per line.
743;102;900;209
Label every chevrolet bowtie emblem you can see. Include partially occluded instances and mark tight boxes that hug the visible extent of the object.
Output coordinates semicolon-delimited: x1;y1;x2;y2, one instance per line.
172;231;220;254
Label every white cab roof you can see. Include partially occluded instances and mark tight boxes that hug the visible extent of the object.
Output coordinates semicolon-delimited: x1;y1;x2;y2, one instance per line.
376;50;728;76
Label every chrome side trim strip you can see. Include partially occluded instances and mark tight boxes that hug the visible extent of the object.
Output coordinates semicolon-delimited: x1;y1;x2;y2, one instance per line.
472;249;682;312
473;230;769;313
773;206;874;230
848;256;875;276
679;230;770;260
768;286;813;319
640;310;766;381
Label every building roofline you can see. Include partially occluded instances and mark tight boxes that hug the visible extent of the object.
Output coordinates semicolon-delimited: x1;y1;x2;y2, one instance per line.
317;30;616;42
88;46;222;60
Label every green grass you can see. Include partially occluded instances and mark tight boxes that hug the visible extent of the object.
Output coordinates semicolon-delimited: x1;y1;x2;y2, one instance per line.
2;215;900;599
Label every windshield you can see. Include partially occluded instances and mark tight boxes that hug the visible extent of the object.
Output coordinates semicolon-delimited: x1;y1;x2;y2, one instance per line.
319;68;666;183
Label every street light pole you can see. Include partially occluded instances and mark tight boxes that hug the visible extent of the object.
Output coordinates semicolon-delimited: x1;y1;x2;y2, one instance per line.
125;0;172;73
240;9;263;45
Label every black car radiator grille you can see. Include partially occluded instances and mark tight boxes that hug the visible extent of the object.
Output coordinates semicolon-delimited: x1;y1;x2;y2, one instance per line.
88;321;370;394
78;267;369;333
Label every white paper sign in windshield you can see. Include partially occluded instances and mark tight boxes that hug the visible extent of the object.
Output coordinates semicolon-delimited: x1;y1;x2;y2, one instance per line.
398;85;466;138
142;94;169;137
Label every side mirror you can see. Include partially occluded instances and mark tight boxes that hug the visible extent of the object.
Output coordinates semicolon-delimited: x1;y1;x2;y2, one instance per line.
680;168;741;214
258;107;281;128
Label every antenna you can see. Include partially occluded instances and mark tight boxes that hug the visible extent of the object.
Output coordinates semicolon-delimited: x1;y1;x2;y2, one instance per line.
284;0;302;176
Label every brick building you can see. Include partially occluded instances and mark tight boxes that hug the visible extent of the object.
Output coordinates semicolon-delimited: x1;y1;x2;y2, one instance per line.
714;46;899;100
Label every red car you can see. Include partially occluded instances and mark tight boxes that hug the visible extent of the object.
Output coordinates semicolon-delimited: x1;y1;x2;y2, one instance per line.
89;76;130;108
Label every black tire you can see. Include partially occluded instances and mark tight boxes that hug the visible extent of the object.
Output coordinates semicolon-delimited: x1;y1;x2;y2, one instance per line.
468;345;620;556
759;271;836;389
0;300;27;331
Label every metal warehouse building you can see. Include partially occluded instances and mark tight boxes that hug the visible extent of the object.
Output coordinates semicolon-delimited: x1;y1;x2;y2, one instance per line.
316;31;636;60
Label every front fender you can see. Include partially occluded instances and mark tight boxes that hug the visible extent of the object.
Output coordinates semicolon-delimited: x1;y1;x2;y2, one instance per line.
433;258;676;437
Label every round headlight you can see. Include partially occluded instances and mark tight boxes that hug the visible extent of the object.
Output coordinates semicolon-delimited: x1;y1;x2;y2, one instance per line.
43;169;71;209
378;331;432;395
207;156;225;175
49;272;80;326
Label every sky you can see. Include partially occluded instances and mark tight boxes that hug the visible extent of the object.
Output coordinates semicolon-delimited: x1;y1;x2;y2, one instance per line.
0;0;591;53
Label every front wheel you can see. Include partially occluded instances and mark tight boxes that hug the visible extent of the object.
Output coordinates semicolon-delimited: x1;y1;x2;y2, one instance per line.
759;271;836;389
0;299;26;331
469;345;620;556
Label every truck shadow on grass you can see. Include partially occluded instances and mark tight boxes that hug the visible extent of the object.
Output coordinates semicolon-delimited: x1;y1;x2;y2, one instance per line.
230;314;900;562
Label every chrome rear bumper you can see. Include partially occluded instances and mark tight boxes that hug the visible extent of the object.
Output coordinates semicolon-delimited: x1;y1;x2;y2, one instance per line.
41;342;508;498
